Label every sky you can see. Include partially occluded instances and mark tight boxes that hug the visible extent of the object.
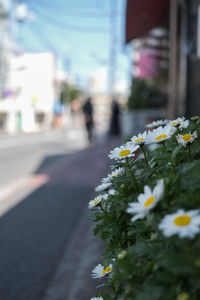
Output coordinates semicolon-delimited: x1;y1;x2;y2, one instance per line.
16;0;131;92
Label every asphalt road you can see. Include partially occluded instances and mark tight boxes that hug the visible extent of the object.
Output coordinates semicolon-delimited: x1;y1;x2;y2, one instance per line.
0;129;88;187
0;129;116;300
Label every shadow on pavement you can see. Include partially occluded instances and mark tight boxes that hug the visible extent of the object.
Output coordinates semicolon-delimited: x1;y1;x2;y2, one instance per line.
0;137;120;300
34;153;69;175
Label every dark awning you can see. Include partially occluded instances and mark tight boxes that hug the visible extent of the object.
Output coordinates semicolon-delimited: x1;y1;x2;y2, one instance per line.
125;0;169;43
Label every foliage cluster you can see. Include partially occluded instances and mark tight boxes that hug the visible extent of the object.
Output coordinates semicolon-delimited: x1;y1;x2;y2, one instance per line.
90;116;200;300
60;81;81;104
127;78;165;111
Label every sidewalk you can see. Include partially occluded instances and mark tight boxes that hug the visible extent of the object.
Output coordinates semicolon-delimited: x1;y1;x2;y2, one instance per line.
42;137;120;300
0;135;120;300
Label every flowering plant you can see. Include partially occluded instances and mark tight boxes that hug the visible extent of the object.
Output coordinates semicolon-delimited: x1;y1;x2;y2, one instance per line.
89;116;200;300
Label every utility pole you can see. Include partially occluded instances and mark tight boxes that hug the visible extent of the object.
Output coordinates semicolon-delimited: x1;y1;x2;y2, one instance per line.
108;0;118;98
167;0;177;119
10;0;19;51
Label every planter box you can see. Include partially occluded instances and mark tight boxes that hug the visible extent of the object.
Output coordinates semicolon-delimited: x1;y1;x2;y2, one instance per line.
121;108;166;137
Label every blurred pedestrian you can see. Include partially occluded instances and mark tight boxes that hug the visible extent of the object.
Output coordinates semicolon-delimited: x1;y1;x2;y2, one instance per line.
82;97;94;143
109;98;121;136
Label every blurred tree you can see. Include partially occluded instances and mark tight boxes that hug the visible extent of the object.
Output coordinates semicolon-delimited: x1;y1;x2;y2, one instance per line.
127;78;165;110
60;82;82;104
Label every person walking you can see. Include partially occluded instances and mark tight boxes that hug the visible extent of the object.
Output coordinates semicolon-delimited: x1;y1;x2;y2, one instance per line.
109;98;121;136
82;97;94;143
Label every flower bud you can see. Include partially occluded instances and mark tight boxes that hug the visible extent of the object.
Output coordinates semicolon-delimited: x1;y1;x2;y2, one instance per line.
117;250;127;260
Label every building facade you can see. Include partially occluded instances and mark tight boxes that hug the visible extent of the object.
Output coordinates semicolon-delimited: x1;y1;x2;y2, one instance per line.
185;0;200;117
126;0;200;119
0;0;11;98
0;52;56;133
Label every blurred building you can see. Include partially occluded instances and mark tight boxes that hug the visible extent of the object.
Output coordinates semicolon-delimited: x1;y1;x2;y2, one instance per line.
87;68;110;132
87;67;127;134
88;67;108;96
0;0;11;98
0;52;56;133
126;0;169;112
168;0;200;117
126;0;200;118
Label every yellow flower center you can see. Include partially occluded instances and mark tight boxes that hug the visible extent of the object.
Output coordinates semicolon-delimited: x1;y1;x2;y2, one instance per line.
119;149;131;157
102;266;112;275
182;134;191;142
177;292;189;300
144;196;155;207
172;121;177;126
94;198;101;206
155;134;167;141
135;137;144;143
174;215;191;226
113;174;117;177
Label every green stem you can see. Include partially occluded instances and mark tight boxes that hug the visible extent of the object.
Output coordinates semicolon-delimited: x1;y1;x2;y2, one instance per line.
188;144;192;161
111;282;117;299
195;125;200;144
196;125;200;140
177;127;181;134
144;259;155;276
152;166;162;178
194;122;200;138
99;203;109;217
126;158;139;190
162;142;176;170
140;144;149;168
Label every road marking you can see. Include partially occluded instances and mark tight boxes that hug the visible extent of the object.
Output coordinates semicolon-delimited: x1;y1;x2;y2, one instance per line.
30;174;50;188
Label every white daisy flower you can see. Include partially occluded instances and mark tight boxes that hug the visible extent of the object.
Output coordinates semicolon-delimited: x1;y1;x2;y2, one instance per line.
102;193;109;200
159;209;200;238
91;297;103;300
95;182;111;192
110;167;124;178
88;195;103;209
145;124;176;144
146;119;168;129
127;179;164;222
131;131;147;145
108;188;116;195
102;167;124;184
169;117;189;129
101;175;111;184
108;143;139;160
91;263;112;279
176;131;197;147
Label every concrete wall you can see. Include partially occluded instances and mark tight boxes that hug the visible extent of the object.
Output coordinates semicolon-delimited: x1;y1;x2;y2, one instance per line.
121;108;166;137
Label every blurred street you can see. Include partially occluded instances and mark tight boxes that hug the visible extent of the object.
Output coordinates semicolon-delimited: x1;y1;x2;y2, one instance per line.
1;0;199;298
0;127;119;300
0;128;88;187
